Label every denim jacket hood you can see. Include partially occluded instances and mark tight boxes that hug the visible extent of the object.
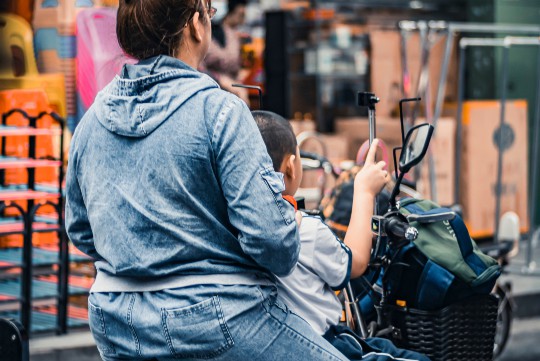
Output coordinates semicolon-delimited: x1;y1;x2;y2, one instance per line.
96;56;217;137
65;56;300;291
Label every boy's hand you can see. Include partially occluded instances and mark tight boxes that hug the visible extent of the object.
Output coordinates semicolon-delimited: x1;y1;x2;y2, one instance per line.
354;139;389;197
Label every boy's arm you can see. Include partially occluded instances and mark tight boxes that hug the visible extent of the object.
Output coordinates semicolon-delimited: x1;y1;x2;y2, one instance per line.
345;139;389;278
344;192;376;278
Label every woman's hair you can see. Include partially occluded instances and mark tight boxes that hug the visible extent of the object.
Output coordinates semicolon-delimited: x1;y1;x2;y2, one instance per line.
117;0;207;60
252;111;297;172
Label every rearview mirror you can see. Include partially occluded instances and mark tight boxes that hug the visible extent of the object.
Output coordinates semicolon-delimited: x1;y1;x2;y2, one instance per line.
399;123;434;173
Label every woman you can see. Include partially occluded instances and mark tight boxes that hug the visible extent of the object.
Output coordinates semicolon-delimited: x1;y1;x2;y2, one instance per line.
203;0;250;104
65;0;348;360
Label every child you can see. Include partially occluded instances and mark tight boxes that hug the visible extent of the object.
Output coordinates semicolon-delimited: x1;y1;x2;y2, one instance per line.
253;110;430;361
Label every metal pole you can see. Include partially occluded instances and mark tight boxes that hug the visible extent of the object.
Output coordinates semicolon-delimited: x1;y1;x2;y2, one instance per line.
526;40;540;270
412;21;429;121
424;30;439;203
368;103;377;214
494;44;511;242
454;43;467;206
313;0;323;131
399;29;411;102
368;107;376;144
432;31;454;131
448;22;540;35
345;282;368;338
460;38;506;47
399;28;416;132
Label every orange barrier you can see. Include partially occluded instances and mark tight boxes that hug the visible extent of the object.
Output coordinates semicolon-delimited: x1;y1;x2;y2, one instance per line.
0;89;58;186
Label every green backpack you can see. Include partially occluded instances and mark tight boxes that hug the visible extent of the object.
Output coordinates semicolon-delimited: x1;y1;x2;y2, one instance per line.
385;198;501;310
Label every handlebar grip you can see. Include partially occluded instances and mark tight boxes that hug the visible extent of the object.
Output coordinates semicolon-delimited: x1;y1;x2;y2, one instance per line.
385;217;418;242
385;218;409;239
300;150;328;164
299;150;339;178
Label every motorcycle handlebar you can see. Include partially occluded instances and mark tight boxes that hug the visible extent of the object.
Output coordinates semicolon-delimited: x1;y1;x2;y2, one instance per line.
300;150;329;164
385;217;418;242
299;150;339;178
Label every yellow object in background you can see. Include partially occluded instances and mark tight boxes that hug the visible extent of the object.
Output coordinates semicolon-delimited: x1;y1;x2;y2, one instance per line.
0;13;66;117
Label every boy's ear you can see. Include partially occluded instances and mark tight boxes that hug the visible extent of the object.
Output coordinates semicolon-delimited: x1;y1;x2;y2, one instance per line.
285;154;297;179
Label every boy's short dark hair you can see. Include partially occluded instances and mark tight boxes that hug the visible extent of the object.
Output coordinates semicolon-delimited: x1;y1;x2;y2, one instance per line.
252;110;297;172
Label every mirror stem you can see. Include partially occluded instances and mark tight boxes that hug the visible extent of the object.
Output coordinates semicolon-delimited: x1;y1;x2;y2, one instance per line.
390;171;406;210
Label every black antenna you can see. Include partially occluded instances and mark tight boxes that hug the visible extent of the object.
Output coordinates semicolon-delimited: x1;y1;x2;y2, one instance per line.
399;97;421;145
232;84;263;109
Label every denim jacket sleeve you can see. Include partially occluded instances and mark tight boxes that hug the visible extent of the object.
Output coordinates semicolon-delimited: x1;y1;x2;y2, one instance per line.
211;97;300;276
65;130;99;261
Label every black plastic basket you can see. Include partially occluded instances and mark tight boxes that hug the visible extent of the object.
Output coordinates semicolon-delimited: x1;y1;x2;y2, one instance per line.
380;294;499;361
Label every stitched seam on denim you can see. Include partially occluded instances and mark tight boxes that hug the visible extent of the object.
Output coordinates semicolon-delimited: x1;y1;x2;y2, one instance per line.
160;308;176;357
210;96;236;149
106;99;116;133
150;56;160;74
256;286;270;314
213;296;234;347
267;312;345;361
288;308;310;326
69;111;92;165
112;69;216;96
201;92;218;174
136;105;147;135
166;298;214;316
127;293;140;356
89;303;115;354
259;169;292;225
271;298;288;314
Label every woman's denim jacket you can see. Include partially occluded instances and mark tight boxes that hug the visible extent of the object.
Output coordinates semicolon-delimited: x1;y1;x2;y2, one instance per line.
65;56;300;292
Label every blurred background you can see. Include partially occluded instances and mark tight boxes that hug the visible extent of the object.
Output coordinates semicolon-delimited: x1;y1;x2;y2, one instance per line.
0;0;539;360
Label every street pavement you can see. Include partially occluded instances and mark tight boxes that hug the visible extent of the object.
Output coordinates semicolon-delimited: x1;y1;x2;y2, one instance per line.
493;234;540;360
498;317;540;361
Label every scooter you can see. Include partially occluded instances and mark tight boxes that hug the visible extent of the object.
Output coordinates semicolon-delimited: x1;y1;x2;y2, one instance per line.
345;92;500;361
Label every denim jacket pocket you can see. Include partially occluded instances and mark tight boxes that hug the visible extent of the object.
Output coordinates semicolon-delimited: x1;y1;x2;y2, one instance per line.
259;167;294;225
88;301;116;357
161;296;234;359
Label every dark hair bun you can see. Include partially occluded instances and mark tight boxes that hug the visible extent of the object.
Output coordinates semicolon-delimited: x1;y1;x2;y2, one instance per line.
117;0;204;60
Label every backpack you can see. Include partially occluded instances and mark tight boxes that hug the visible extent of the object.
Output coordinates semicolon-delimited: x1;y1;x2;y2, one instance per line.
384;198;501;310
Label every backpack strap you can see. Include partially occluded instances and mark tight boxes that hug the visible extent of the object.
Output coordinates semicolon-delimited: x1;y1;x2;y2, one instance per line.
449;215;487;276
417;260;454;309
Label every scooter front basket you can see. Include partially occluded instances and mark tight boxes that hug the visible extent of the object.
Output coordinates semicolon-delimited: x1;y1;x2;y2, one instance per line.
380;294;498;361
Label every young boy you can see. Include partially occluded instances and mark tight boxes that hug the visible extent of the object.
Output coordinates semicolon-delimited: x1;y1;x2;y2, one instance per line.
253;110;430;361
